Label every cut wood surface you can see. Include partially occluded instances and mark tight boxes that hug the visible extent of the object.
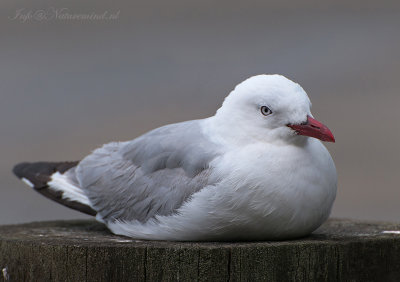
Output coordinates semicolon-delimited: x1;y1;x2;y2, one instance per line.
1;219;400;281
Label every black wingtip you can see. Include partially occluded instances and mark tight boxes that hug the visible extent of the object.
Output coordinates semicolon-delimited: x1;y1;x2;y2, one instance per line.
12;161;79;189
13;162;31;179
12;160;97;216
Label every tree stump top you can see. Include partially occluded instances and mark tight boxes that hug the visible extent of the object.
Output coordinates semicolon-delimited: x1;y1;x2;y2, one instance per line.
1;219;400;281
1;218;400;247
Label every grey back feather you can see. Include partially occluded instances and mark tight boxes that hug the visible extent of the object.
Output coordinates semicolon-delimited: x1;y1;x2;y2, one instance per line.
75;120;222;223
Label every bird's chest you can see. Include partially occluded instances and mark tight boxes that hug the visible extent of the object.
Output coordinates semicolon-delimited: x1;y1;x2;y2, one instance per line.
212;142;336;234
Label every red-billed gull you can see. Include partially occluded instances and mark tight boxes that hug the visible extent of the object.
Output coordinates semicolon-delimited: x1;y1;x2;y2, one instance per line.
13;74;337;241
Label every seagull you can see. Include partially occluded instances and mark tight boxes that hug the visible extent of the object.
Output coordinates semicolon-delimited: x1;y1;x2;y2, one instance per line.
13;74;337;241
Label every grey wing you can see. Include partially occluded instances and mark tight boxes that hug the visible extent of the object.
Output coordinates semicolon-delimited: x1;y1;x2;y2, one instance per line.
75;120;222;223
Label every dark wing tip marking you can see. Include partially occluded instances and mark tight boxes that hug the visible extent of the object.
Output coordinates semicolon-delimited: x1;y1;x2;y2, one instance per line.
13;162;30;178
12;161;97;216
13;161;79;188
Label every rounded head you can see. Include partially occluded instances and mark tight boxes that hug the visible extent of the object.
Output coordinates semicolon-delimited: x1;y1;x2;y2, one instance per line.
214;74;325;145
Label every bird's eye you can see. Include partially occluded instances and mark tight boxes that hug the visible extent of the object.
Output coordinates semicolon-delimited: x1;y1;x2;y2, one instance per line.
261;106;272;116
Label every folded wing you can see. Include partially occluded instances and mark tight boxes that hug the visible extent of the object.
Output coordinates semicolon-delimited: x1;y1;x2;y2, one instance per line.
76;120;222;223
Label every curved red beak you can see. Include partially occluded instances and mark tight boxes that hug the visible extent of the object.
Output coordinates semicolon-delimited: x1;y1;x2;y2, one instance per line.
288;116;335;143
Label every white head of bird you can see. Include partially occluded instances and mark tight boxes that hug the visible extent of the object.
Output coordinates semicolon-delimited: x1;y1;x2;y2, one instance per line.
213;74;335;145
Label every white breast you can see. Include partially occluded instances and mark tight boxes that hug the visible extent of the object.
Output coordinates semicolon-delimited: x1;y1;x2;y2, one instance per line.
179;139;337;240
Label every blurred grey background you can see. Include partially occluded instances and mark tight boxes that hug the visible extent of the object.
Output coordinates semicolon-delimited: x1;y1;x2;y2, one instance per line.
1;0;399;225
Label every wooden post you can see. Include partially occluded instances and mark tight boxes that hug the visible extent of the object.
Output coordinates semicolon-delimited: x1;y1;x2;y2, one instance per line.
1;219;400;281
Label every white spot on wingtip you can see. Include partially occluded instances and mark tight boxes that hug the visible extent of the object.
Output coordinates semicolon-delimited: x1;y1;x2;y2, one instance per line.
2;267;9;281
48;172;91;205
382;231;400;234
21;177;34;188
